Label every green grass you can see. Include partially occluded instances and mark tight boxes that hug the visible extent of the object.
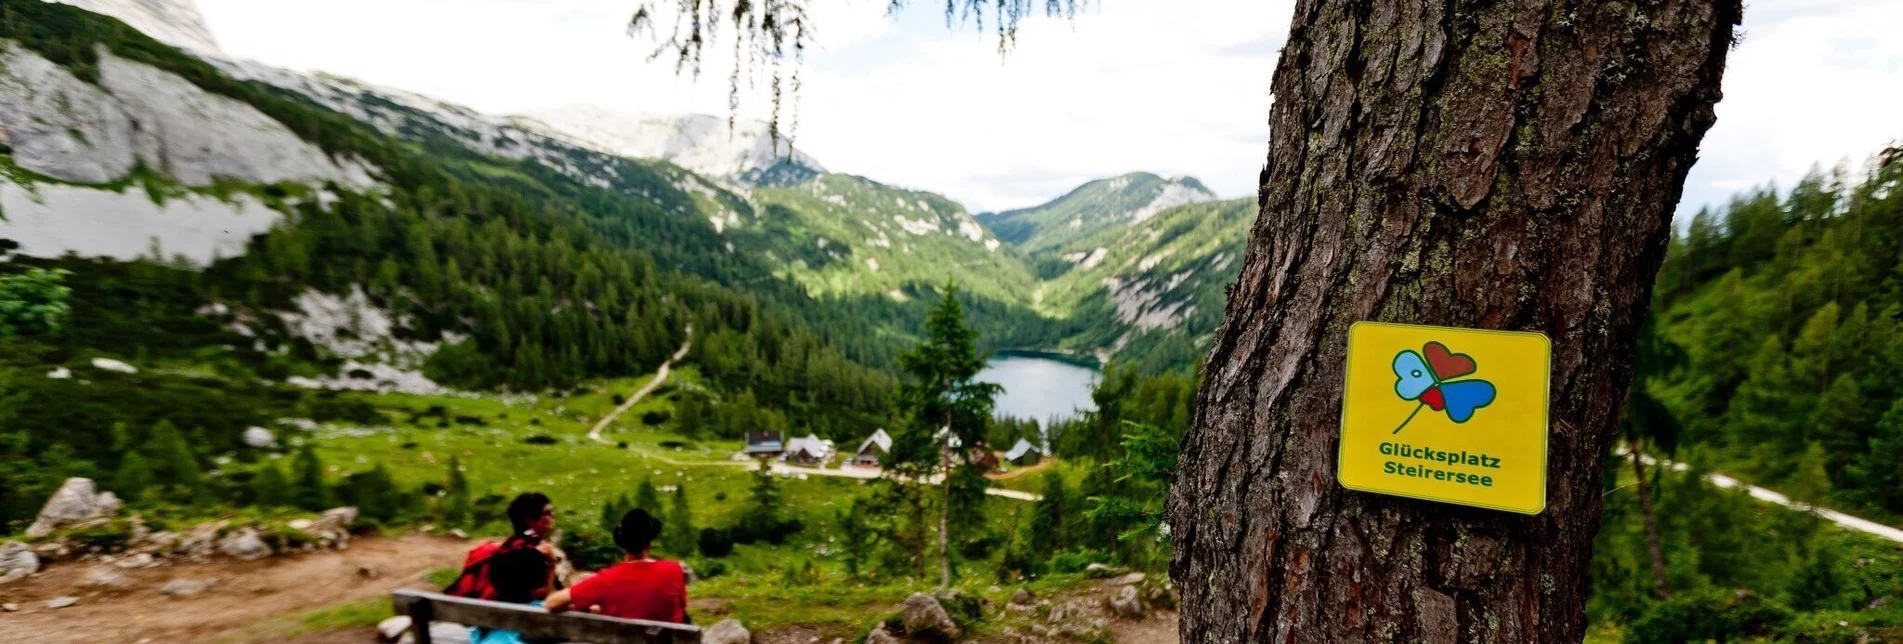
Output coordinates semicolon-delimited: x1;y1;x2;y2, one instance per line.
227;596;390;642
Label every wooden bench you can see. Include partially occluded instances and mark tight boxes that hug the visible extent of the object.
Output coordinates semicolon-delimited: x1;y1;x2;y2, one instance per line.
391;589;703;643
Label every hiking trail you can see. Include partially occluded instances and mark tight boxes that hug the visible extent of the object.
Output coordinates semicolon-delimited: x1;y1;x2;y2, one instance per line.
588;325;693;444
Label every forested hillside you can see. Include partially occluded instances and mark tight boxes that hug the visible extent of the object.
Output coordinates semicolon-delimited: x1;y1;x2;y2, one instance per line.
0;0;899;528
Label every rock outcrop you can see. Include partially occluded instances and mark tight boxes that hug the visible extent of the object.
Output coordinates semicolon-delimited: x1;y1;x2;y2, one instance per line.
25;478;121;538
900;592;961;639
703;618;751;644
0;541;40;583
216;527;271;560
0;42;376;188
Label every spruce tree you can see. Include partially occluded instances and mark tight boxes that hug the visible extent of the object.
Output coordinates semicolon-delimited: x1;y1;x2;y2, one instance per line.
739;459;783;542
252;463;291;508
837;498;871;578
291;444;330;511
894;286;1000;586
149;421;202;502
1027;472;1070;558
443;456;471;528
663;484;695;557
112;451;152;505
634;478;662;516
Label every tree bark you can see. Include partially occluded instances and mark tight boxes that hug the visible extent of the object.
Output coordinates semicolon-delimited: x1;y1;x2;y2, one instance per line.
1165;0;1740;642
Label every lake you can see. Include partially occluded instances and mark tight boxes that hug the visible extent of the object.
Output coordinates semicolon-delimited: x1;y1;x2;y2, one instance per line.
976;352;1101;422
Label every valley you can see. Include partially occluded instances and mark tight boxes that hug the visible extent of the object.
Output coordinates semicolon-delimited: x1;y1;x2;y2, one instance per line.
3;1;1903;643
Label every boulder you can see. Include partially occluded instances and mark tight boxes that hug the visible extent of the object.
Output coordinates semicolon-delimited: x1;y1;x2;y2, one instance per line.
1083;562;1127;579
1107;585;1144;619
82;567;132;590
395;620;473;644
160;578;217;597
177;522;226;558
0;541;41;584
132;530;179;555
900;592;961;638
1108;572;1147;586
216;527;271;560
2;603;17;612
703;618;751;644
310;507;357;544
26;478;123;538
863;626;903;644
115;552;156;569
377;615;411;642
242;426;277;448
46;596;78;609
1009;588;1034;606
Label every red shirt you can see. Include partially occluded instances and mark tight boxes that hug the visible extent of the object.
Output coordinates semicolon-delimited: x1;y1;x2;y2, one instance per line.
568;559;688;623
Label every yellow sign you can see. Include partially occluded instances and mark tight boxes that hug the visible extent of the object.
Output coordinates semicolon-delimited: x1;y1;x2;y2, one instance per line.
1337;321;1551;514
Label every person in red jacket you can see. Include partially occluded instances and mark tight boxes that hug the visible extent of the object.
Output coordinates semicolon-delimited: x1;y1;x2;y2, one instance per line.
544;508;687;623
445;492;557;600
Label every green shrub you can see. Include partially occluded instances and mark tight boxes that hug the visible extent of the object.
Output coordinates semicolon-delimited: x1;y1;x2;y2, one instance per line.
1049;549;1111;574
1625;589;1793;644
698;527;735;558
561;525;624;572
63;519;135;552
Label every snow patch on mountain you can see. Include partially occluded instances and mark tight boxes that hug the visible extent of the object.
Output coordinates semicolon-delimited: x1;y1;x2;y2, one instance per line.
518;106;822;179
51;0;221;54
0;181;281;264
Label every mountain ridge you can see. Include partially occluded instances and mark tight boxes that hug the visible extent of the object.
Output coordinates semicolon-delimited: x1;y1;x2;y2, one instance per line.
977;172;1220;254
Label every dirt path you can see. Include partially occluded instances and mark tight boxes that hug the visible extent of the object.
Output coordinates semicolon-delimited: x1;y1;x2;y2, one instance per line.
1628;450;1903;542
0;534;471;644
589;326;693;444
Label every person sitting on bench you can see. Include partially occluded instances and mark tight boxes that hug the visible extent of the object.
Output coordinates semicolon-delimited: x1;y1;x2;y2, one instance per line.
543;509;687;624
445;492;559;600
472;546;558;644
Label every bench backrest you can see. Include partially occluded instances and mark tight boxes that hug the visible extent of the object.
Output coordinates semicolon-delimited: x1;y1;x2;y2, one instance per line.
391;589;702;644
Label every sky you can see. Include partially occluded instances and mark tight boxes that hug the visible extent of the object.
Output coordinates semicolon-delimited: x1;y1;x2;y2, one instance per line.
193;0;1902;215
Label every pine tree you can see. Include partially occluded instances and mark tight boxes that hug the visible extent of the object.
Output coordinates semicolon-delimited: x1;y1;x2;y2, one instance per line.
112;451;152;505
443;457;471;528
739;459;783;542
148;421;202;502
1027;472;1071;559
634;478;662;516
292;444;330;511
1850;399;1903;513
663;484;695;557
253;463;291;508
837;498;871;578
894;286;1001;586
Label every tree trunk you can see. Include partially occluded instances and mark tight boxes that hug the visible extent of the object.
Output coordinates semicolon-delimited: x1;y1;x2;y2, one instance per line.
940;450;953;588
1629;440;1670;600
1165;0;1740;641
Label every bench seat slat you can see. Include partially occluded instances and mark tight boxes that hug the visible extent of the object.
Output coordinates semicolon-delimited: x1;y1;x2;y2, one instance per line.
393;589;702;644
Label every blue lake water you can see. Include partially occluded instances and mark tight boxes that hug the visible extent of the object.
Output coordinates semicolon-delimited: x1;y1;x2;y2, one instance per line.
975;352;1101;422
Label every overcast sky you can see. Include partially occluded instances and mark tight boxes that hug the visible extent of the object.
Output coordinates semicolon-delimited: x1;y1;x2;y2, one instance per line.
196;0;1902;214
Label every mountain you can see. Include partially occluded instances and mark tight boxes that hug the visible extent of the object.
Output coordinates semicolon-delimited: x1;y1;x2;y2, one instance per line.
1038;198;1255;370
49;0;219;54
517;106;823;182
977;172;1219;254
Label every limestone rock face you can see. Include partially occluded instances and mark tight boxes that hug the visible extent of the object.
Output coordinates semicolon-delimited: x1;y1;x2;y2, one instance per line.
0;43;377;188
25;478;121;538
0;541;40;584
49;0;222;54
0;43;137;183
702;618;751;644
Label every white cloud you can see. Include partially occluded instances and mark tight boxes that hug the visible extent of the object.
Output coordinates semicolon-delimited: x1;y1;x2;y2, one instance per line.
191;0;1900;214
1679;0;1903;216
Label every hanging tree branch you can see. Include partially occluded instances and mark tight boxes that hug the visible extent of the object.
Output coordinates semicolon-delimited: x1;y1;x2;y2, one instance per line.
627;0;1087;144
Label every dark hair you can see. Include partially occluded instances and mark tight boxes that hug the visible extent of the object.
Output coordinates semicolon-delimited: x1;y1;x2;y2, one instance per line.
508;492;552;536
487;547;551;604
613;508;663;554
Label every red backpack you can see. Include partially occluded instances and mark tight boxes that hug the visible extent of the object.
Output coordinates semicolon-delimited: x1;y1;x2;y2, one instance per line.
443;537;533;600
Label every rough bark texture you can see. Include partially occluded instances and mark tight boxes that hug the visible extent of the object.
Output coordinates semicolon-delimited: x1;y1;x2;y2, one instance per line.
1165;0;1741;642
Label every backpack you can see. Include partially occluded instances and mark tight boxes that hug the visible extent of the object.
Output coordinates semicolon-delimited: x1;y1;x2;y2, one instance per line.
444;538;527;600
